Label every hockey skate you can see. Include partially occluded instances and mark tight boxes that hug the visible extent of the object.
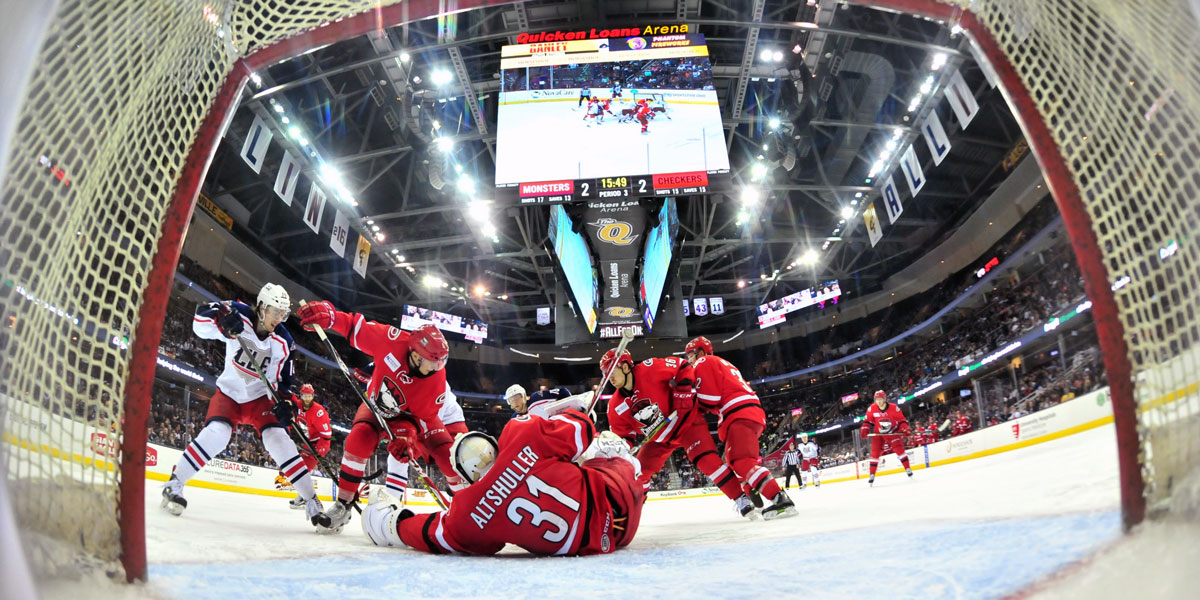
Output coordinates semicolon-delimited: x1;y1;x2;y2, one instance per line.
906;467;914;479
305;496;324;524
868;474;875;487
314;500;353;534
161;475;187;516
798;481;806;490
734;494;759;521
288;495;306;510
761;490;798;521
747;488;764;508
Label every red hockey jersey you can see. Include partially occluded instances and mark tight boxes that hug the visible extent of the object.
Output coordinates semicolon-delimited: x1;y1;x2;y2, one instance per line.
860;402;910;437
691;355;765;440
606;357;693;443
952;415;973;437
398;410;640;556
292;397;332;445
326;311;449;431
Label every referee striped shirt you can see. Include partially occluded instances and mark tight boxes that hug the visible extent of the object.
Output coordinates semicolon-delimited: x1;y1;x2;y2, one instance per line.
782;449;801;466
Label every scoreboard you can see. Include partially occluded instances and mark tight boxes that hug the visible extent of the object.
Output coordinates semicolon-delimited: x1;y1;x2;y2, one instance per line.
516;172;723;205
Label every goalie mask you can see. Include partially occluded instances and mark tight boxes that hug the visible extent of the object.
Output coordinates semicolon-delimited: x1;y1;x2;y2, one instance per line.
450;431;499;484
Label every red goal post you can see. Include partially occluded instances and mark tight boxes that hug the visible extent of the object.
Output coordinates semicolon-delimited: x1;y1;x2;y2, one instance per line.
1;0;1195;586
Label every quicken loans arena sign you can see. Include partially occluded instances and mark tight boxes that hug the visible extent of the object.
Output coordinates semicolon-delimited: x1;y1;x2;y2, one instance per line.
515;24;690;43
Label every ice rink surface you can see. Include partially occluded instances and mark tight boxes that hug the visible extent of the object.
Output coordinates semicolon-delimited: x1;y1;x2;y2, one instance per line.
36;424;1197;599
494;99;729;184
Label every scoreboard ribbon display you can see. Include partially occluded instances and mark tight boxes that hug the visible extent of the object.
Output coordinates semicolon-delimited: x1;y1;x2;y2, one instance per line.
517;172;715;204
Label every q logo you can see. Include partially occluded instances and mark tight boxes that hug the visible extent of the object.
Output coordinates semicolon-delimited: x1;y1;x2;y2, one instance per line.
606;306;635;318
588;218;640;246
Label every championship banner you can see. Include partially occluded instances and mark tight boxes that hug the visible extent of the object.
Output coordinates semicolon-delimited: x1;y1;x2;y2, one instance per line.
240;115;273;174
921;110;952;166
352;235;370;278
881;175;904;225
899;145;926;197
274;150;301;205
303;185;326;234
864;203;883;248
682;298;690;316
583;199;647;333
945;71;979;128
329;210;349;257
536;307;552;326
693;297;709;316
710;297;724;315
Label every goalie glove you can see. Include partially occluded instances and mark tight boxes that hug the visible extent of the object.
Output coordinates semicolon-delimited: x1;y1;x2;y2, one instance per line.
580;431;642;478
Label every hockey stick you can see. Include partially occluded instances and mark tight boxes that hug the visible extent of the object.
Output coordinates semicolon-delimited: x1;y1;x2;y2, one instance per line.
233;335;355;512
587;326;638;416
298;301;450;511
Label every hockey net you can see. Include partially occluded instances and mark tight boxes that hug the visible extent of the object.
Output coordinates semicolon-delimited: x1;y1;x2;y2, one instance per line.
0;0;1196;585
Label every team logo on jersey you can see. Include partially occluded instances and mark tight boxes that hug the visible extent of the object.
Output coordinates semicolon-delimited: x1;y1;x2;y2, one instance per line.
642;359;654;366
436;392;447;405
387;326;401;340
878;418;893;433
606;306;635;318
587;218;639;246
396;372;413;385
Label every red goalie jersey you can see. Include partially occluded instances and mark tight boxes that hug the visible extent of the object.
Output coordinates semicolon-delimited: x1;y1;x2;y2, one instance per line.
398;410;643;556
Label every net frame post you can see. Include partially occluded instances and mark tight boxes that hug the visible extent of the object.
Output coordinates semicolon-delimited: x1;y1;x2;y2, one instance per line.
118;0;517;582
865;0;1144;529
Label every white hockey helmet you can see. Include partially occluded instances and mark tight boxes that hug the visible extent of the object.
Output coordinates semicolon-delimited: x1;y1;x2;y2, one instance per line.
257;283;291;313
799;432;809;443
504;384;527;400
450;431;499;484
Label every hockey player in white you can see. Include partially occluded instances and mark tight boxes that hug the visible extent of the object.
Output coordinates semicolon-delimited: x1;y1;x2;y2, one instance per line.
798;433;820;488
161;284;323;525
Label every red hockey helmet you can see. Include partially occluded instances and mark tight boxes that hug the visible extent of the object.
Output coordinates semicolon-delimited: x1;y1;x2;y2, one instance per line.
600;348;633;375
685;336;713;356
410;324;450;369
873;390;887;402
299;383;315;395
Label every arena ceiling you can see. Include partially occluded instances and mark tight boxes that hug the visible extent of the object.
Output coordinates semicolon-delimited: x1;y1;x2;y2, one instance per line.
199;0;1023;346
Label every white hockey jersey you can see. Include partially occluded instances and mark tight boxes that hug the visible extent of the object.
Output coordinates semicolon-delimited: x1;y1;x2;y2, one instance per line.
193;301;295;404
799;441;820;460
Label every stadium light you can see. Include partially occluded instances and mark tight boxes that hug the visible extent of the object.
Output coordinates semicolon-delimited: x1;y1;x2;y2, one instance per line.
375;232;385;242
751;162;769;180
801;249;819;264
841;206;854;219
868;160;885;177
931;52;948;70
773;50;784;62
737;280;747;289
768;117;782;129
272;103;284;113
457;175;475;194
399;51;411;61
919;75;935;94
482;222;497;238
760;49;773;61
432;70;453;85
288;126;301;140
741;187;761;206
435;136;454;152
907;94;923;112
423;275;443;288
474;284;487;298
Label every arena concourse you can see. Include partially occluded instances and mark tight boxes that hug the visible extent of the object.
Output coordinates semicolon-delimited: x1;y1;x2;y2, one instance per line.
2;1;1197;599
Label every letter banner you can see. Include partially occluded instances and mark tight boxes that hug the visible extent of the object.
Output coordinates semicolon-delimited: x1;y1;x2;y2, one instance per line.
693;297;709;316
863;202;883;248
240;115;273;174
303;184;326;234
899;144;926;197
921;110;952;166
945;71;979;129
273;150;301;205
710;297;724;315
536;307;552;326
882;175;904;225
682;298;690;316
353;234;370;278
329;210;349;258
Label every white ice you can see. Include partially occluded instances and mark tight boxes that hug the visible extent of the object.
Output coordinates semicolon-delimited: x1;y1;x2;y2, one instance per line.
34;424;1195;599
494;100;729;184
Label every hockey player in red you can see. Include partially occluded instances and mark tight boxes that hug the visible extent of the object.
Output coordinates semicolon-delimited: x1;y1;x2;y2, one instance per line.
684;336;796;520
286;383;332;510
860;390;914;486
360;410;645;556
297;301;460;533
635;99;652;134
601;349;752;518
952;411;974;437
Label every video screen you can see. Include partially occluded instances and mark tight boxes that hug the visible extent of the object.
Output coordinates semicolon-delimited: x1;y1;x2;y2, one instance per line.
401;305;489;342
757;280;842;328
638;198;679;331
548;204;598;333
495;34;730;202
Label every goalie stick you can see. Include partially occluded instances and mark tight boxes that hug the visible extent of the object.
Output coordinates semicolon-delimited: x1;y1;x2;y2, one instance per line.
586;326;638;416
233;335;359;513
298;301;450;511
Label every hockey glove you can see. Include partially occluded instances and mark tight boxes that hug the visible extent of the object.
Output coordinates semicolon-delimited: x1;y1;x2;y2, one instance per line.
386;436;413;461
670;387;695;413
297;300;336;331
216;304;244;339
272;401;295;427
898;422;911;434
352;366;373;385
315;438;331;456
859;424;871;439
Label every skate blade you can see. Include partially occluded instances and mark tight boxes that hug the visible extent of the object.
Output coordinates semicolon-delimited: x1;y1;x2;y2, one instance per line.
160;497;185;516
288;503;306;510
741;511;761;521
763;506;799;521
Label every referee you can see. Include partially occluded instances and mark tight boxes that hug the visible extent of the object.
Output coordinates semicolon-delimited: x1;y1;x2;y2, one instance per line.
782;440;802;489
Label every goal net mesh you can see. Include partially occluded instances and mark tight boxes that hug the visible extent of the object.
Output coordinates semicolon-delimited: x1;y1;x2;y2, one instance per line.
0;0;1197;583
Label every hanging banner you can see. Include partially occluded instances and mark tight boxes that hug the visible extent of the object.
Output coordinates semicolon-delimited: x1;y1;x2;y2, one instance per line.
303;185;326;234
882;175;904;225
352;235;370;278
899;145;926;197
710;297;725;315
693;298;709;316
920;110;952;166
583;199;648;333
329;210;349;258
863;202;883;248
274;150;301;205
945;71;979;128
536;307;552;326
682;298;690;316
240;115;273;174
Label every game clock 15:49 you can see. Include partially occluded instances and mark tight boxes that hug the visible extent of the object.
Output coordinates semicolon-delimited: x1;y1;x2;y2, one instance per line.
578;176;643;200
